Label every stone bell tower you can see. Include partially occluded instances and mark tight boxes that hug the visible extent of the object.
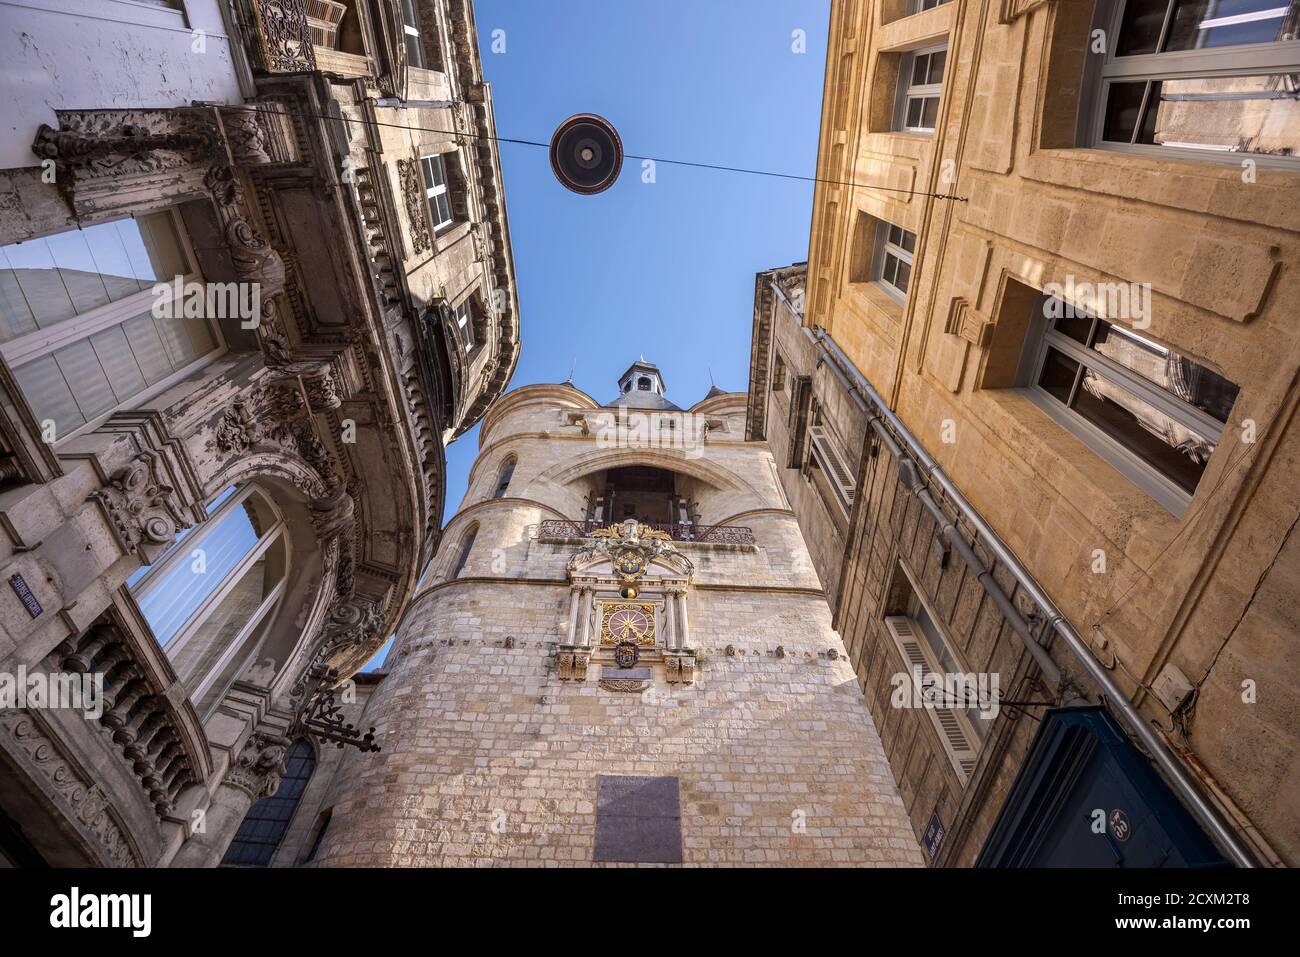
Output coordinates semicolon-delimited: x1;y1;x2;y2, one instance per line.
312;363;923;866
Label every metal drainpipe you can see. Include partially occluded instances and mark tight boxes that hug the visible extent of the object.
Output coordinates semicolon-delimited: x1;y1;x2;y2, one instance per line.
799;316;1258;868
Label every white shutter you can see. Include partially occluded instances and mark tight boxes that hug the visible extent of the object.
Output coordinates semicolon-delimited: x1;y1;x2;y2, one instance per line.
808;424;857;508
884;616;978;783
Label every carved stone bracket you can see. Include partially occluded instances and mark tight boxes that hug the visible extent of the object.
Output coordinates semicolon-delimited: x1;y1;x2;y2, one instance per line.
396;158;434;255
89;452;190;560
204;165;287;296
556;645;592;681
224;732;291;801
663;650;697;686
998;0;1054;23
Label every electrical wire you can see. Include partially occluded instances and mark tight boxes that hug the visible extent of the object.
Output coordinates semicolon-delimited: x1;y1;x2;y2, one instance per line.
249;105;969;203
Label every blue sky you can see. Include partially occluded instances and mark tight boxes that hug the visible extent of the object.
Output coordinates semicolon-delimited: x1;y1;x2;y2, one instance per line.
365;0;829;670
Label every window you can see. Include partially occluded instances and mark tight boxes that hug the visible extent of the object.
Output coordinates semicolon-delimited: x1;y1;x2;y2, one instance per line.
896;44;947;132
493;456;515;498
885;567;989;782
637;377;652;391
1090;0;1300;163
450;524;477;578
453;299;475;351
910;0;952;11
0;211;222;443
873;222;917;301
221;740;315;867
808;424;857;514
400;0;425;69
129;484;288;717
1017;293;1239;514
419;154;454;232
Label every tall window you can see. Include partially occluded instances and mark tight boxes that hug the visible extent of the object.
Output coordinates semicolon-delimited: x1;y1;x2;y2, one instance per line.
0;211;222;443
453;299;475;351
874;222;917;301
493;456;515;498
420;154;454;232
1090;0;1300;163
221;740;315;867
400;0;425;69
896;44;947;132
1017;293;1239;514
129;484;288;717
884;567;987;782
450;525;477;578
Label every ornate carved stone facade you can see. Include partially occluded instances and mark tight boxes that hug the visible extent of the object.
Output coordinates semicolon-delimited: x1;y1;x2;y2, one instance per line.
0;1;518;867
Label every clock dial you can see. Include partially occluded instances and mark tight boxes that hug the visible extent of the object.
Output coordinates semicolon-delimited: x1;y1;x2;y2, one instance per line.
601;602;656;645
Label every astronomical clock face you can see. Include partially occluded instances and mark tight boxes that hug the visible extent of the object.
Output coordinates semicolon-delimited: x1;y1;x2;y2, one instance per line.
601;602;656;645
613;547;646;579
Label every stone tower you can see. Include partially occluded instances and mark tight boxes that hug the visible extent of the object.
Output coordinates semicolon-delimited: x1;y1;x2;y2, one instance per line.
313;363;923;866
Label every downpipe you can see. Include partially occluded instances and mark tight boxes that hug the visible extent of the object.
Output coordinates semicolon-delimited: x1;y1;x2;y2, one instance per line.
804;320;1259;868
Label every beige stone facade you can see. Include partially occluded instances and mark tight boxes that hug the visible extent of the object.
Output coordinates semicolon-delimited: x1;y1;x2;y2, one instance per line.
791;0;1299;866
311;374;924;866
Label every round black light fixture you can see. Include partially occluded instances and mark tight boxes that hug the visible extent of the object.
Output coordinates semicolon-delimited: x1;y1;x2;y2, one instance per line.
549;113;623;195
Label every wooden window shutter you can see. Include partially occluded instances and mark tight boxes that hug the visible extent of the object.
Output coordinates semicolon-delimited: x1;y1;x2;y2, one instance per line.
808;424;856;508
883;616;978;783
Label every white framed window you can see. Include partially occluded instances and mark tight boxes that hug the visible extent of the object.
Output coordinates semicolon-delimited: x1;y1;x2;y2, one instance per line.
909;0;952;12
873;221;917;301
1087;0;1300;165
400;0;426;69
1015;292;1240;515
884;564;990;783
0;210;224;445
896;43;947;132
128;484;288;718
453;299;476;351
419;154;454;232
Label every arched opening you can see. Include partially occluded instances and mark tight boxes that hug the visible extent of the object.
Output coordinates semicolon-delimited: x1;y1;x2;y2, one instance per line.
450;524;478;578
493;456;516;499
584;465;698;531
127;483;289;718
220;740;315;867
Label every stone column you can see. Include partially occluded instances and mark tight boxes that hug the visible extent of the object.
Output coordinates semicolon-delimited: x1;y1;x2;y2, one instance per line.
565;587;581;645
662;591;677;650
170;732;288;868
576;588;593;647
676;590;691;650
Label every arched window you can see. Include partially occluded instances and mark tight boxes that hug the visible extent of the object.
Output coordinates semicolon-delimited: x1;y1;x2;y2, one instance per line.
637;377;652;391
450;524;477;578
493;456;515;499
128;484;288;718
221;740;315;867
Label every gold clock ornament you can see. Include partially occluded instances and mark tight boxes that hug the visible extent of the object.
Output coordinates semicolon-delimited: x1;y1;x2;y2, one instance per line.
600;602;656;646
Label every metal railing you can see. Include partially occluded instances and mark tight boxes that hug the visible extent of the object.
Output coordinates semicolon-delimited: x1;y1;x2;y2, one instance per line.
538;519;755;546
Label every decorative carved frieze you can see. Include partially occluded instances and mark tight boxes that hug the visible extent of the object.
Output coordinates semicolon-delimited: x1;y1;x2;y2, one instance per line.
396;158;434;256
32;111;218;177
0;709;139;866
89;453;190;558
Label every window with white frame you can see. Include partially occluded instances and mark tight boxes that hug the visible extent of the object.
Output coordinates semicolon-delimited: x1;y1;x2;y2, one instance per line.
1016;292;1240;514
420;154;454;232
1089;0;1300;163
873;221;917;301
400;0;426;69
910;0;952;12
896;44;947;132
127;484;287;718
453;299;476;351
0;211;223;443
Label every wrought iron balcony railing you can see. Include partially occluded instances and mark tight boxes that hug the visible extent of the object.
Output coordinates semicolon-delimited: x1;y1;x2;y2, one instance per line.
538;520;755;546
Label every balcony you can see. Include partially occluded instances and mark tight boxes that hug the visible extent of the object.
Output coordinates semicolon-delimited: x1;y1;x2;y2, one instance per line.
538;520;755;547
